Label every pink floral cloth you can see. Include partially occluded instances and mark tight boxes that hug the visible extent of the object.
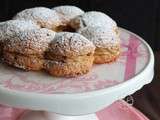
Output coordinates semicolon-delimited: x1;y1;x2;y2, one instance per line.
0;105;24;120
0;100;149;120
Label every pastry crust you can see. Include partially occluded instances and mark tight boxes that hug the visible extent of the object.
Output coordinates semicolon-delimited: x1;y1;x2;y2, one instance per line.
13;7;62;31
79;26;120;64
94;45;120;64
45;55;94;77
0;20;40;57
53;5;84;20
47;32;95;57
3;52;44;70
45;32;95;77
4;28;55;55
70;11;117;31
3;28;55;70
52;5;84;32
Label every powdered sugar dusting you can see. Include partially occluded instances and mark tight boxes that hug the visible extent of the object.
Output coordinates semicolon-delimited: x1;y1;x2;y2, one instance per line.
4;28;56;55
49;32;95;56
79;26;120;48
13;7;61;29
53;5;84;20
0;20;40;41
70;11;117;30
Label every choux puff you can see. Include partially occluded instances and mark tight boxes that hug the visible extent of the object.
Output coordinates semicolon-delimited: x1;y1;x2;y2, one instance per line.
0;19;40;57
70;11;117;32
78;26;120;64
45;32;95;77
52;5;84;31
3;28;55;70
13;7;62;31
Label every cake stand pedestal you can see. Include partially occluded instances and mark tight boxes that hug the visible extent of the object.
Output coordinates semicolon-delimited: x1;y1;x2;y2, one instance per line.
20;112;98;120
0;28;154;120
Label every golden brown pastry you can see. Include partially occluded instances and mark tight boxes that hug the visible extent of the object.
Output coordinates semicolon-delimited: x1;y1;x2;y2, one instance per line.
13;7;62;31
52;5;84;31
0;19;40;57
45;32;95;77
79;26;120;63
3;28;55;70
70;11;117;31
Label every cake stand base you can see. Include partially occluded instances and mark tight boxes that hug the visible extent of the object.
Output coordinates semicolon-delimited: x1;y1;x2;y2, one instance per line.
19;111;98;120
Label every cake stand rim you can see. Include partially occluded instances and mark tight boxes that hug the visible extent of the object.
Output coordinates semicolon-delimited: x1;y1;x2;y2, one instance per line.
0;27;154;115
0;27;154;97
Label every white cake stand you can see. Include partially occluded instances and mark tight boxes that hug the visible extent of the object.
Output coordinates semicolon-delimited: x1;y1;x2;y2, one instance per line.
0;28;154;120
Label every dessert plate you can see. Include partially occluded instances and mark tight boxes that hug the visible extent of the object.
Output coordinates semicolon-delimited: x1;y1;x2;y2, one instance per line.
0;28;154;116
